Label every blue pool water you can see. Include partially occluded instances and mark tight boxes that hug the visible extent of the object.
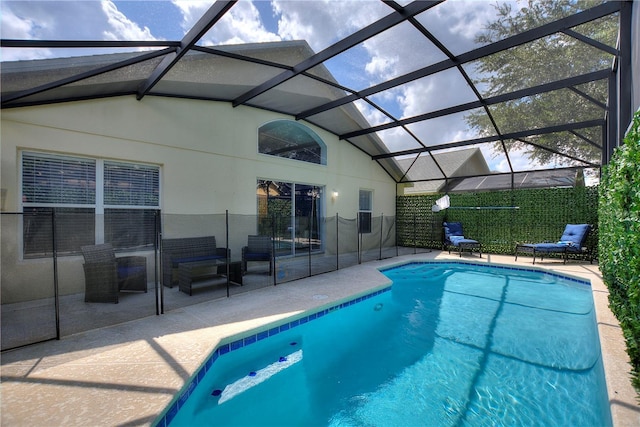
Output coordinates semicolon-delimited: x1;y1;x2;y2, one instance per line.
158;262;611;426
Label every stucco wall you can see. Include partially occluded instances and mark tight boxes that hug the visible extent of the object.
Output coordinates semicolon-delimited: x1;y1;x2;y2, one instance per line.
0;96;396;302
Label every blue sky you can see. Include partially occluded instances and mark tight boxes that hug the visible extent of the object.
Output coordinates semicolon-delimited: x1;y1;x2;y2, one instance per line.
1;0;557;174
113;1;185;40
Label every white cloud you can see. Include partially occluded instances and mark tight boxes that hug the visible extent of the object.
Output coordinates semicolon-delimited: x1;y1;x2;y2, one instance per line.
1;6;35;39
101;1;157;41
0;6;53;60
405;114;479;147
273;1;390;52
172;0;280;45
353;99;388;127
0;1;160;61
362;24;441;83
493;146;541;173
212;2;282;45
376;127;421;153
365;54;398;77
171;0;213;32
434;1;498;43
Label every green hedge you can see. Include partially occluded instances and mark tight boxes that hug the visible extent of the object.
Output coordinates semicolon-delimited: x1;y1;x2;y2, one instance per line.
397;186;599;259
599;110;640;390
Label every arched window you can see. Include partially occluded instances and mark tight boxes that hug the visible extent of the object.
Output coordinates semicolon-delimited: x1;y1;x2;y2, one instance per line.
258;120;327;165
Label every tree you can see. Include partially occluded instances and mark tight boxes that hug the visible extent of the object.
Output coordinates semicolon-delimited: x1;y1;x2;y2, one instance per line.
465;0;618;167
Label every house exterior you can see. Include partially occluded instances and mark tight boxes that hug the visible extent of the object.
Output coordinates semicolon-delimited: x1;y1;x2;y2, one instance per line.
398;147;584;194
398;148;491;194
0;42;397;303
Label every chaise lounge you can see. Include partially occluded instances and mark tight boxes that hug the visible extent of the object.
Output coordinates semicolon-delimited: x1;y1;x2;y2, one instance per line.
443;221;482;257
514;223;592;264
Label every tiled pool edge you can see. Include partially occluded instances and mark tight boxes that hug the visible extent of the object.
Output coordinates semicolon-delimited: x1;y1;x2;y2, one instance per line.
383;259;592;285
153;285;393;427
152;256;639;427
153;259;593;427
588;269;639;427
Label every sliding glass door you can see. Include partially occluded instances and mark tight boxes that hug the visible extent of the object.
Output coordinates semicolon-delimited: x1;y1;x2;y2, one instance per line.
257;180;323;257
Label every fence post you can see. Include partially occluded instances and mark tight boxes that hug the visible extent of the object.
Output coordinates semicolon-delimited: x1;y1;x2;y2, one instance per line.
154;210;161;316
357;214;361;264
225;210;230;298
394;213;398;256
379;213;384;260
271;214;277;286
413;212;417;254
336;213;339;270
52;209;60;340
159;214;165;314
308;214;312;276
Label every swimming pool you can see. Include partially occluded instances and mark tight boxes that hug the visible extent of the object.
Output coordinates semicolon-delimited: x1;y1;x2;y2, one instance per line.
155;261;611;426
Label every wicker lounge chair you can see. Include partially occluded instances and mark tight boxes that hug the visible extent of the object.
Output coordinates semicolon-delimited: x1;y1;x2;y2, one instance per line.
81;243;147;303
515;224;592;264
242;235;273;274
443;221;482;257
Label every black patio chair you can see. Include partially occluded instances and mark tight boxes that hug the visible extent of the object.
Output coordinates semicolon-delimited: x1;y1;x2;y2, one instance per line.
81;243;147;303
242;235;273;274
443;221;482;257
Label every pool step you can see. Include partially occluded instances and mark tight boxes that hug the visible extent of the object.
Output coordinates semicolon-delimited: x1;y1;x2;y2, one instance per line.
213;349;303;404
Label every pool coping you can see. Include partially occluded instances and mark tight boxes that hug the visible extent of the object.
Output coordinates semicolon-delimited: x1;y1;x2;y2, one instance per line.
154;256;637;427
1;252;638;426
154;285;394;426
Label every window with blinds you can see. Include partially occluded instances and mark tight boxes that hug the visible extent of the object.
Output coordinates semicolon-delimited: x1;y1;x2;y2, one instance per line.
359;189;373;212
22;152;96;205
104;161;159;207
358;189;373;234
21;152;160;257
104;161;159;250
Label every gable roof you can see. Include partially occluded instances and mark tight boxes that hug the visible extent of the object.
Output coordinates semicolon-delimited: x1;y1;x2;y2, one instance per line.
400;147;583;194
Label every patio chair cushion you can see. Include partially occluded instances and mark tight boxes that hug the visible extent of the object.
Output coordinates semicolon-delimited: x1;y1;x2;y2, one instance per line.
244;252;270;260
449;235;478;246
559;223;590;247
444;222;479;246
450;237;479;246
444;222;464;237
117;265;146;278
530;243;567;253
171;254;224;267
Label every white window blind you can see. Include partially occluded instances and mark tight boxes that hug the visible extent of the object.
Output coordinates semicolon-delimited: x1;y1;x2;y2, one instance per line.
358;189;373;234
359;189;372;211
22;152;95;205
104;161;159;207
103;161;160;249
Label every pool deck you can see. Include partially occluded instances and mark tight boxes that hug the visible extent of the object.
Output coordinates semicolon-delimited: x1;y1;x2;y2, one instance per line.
1;251;639;426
